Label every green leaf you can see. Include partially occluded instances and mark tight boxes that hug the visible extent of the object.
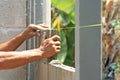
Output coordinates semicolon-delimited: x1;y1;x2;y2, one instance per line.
110;19;117;27
51;0;74;14
115;25;120;30
60;11;71;26
69;10;75;24
51;0;75;67
57;30;67;63
63;29;75;66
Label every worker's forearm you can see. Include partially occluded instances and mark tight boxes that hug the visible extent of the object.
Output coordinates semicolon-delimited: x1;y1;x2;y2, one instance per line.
0;49;42;70
0;33;26;51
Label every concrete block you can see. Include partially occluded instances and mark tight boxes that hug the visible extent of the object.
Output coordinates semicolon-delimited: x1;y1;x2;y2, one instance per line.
0;66;26;80
0;0;26;27
0;27;26;50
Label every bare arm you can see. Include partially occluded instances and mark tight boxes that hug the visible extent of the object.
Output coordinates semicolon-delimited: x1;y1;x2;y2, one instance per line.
0;35;61;70
0;49;41;69
0;24;48;51
0;34;26;51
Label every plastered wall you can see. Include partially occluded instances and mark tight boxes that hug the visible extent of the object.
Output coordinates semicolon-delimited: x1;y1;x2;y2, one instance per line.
0;0;26;80
75;0;101;80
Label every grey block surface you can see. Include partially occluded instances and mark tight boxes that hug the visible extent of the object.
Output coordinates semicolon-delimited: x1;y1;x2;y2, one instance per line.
75;0;101;80
0;0;26;27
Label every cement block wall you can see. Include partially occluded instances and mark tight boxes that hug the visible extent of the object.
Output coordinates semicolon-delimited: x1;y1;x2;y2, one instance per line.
0;0;26;80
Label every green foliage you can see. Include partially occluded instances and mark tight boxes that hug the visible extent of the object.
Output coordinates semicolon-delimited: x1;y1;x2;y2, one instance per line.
51;0;75;66
110;19;120;30
57;30;67;63
51;0;74;14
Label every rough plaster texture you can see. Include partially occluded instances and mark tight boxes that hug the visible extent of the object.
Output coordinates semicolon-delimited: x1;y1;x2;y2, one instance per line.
0;66;26;80
0;28;26;51
0;0;27;80
0;0;26;27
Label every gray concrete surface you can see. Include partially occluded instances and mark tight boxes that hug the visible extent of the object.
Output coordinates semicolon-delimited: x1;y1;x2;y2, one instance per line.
0;0;26;80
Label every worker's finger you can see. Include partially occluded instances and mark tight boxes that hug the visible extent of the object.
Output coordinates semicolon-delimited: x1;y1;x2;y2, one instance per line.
41;32;47;42
29;24;48;32
50;35;61;41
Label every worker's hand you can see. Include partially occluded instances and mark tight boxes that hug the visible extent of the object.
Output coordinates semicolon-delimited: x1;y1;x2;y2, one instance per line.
39;34;61;58
20;24;48;40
